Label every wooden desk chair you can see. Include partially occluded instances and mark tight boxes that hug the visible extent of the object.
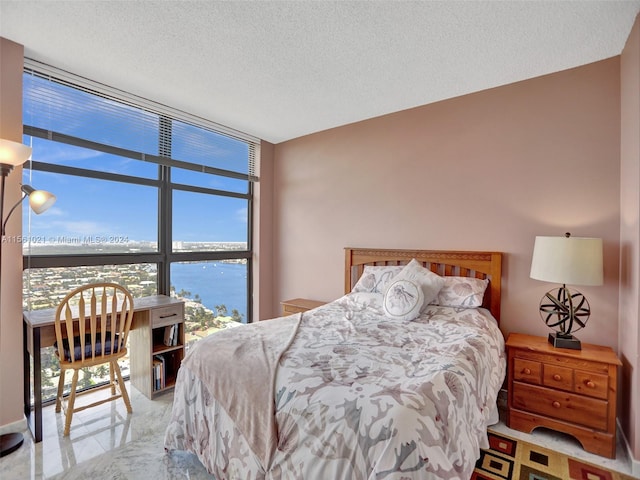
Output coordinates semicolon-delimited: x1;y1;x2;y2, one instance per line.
53;283;134;436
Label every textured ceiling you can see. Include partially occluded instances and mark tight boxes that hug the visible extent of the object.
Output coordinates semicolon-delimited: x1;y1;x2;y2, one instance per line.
1;1;639;143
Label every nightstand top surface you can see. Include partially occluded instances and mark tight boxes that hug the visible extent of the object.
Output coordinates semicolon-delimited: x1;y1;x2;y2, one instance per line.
281;298;326;309
506;333;621;366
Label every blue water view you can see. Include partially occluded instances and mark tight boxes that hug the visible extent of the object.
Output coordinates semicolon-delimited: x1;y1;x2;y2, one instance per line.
170;261;247;321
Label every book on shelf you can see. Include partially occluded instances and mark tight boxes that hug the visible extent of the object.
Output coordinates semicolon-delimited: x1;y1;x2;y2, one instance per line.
153;355;166;391
163;323;180;347
172;323;179;346
163;325;174;346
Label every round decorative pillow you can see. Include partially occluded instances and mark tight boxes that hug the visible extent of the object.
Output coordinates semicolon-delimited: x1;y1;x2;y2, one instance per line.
383;279;424;321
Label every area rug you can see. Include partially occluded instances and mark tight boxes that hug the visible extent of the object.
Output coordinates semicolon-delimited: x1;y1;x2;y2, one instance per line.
473;430;637;480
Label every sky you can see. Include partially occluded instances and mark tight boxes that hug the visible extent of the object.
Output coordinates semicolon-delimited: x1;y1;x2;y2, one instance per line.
20;73;250;245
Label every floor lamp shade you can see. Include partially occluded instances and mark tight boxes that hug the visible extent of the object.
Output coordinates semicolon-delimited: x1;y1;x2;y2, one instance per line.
0;138;32;168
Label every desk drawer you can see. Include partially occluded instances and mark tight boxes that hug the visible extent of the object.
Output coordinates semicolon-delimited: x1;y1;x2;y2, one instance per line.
151;304;184;327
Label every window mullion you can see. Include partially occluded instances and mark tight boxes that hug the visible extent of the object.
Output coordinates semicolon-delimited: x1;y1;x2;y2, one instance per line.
158;117;172;295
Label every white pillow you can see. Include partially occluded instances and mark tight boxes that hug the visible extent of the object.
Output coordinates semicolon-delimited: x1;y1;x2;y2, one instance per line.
432;276;489;308
352;265;404;293
383;279;424;321
387;259;445;308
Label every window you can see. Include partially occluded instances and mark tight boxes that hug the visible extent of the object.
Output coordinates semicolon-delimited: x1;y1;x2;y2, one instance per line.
22;61;258;403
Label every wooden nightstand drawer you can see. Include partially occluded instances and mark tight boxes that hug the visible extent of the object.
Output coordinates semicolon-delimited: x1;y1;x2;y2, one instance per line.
543;364;573;391
281;298;326;316
283;304;310;315
512;382;608;431
513;358;542;385
574;369;608;399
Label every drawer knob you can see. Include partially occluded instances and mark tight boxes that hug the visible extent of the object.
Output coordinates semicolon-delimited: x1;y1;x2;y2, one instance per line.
552;401;561;408
553;374;562;381
585;380;596;389
522;368;531;375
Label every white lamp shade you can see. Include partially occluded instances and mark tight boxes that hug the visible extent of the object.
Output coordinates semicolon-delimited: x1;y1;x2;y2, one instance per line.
530;236;603;286
27;189;56;214
0;139;32;167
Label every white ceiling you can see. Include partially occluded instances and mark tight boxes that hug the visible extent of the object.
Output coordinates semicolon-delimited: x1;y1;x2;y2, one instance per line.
1;1;639;144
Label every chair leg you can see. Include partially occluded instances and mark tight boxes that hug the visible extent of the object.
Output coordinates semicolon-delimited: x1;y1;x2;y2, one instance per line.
112;360;132;414
64;370;79;436
109;364;116;395
55;367;66;413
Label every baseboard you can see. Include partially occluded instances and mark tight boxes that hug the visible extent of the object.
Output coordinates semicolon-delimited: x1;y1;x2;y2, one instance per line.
0;417;27;436
617;418;640;477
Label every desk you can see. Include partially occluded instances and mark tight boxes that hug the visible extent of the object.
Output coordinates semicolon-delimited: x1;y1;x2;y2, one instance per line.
23;295;184;443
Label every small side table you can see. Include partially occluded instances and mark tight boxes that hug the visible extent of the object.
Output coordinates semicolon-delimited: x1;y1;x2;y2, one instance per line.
506;332;621;458
281;298;326;316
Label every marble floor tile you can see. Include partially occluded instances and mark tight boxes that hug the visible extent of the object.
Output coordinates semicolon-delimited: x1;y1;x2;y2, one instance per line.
0;383;214;480
0;383;636;479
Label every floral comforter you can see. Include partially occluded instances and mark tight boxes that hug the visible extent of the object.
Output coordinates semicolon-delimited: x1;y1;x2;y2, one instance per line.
164;292;506;480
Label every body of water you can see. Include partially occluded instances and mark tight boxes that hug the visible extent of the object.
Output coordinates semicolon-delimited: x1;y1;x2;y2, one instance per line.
171;261;248;321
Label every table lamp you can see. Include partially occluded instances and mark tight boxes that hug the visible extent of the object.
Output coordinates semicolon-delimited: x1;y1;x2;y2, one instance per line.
529;232;603;350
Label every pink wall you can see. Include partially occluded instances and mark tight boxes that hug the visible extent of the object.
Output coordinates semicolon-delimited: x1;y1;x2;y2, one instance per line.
620;14;640;464
0;37;27;429
273;58;621;349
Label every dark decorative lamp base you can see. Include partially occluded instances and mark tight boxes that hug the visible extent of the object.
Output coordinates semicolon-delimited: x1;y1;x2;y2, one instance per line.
548;332;581;350
0;432;24;457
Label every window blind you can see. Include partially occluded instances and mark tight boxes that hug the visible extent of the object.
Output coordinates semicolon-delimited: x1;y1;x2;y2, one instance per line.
23;59;259;181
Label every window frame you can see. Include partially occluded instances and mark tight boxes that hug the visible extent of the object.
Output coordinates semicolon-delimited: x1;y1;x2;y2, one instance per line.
22;73;255;325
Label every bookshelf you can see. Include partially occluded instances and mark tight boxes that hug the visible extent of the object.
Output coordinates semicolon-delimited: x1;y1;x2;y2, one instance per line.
129;297;185;399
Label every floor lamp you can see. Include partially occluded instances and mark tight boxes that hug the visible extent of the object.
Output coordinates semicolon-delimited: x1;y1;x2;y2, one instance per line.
0;138;56;457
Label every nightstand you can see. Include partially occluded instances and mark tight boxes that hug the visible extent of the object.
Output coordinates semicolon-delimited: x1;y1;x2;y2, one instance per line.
281;298;326;316
506;333;621;458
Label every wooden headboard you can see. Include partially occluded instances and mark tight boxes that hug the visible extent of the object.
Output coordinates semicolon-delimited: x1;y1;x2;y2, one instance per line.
344;247;503;323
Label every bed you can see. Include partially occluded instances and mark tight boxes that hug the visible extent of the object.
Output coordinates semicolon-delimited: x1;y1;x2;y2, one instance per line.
164;247;506;480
